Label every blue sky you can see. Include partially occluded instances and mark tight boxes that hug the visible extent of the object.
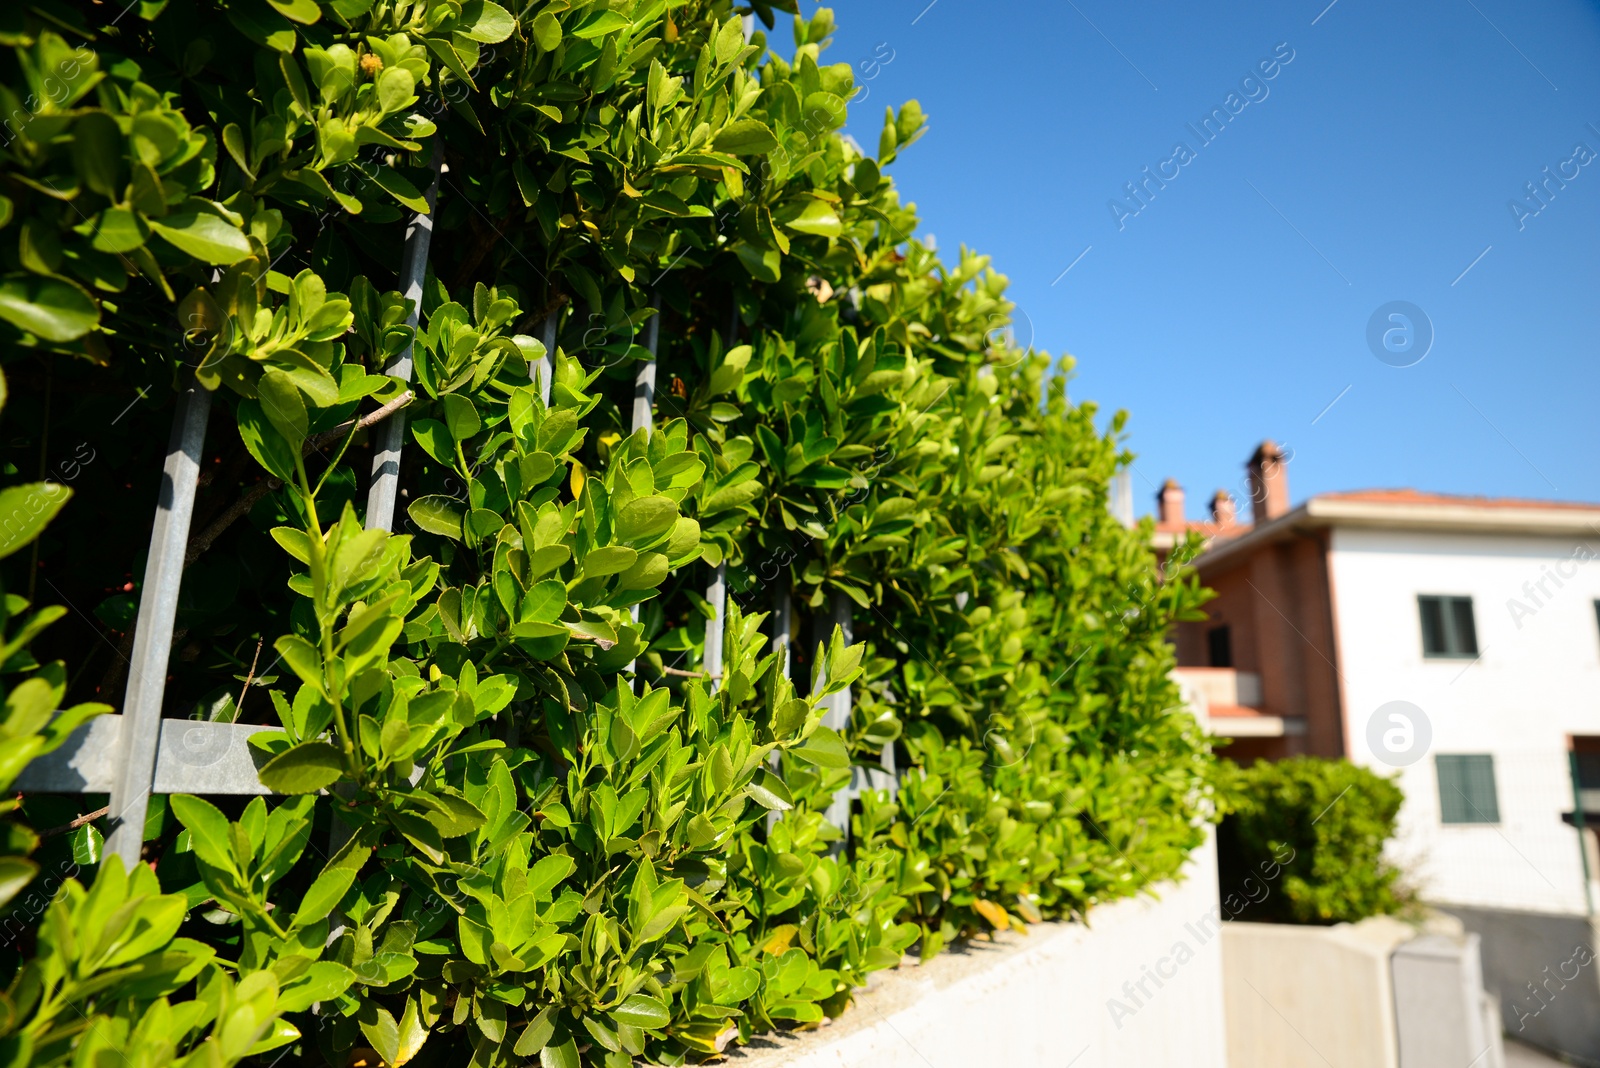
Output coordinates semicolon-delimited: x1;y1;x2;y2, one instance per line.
812;0;1600;519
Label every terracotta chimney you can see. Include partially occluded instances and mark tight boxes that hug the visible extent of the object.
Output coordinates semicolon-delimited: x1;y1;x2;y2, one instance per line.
1246;440;1289;523
1210;490;1237;527
1157;479;1185;526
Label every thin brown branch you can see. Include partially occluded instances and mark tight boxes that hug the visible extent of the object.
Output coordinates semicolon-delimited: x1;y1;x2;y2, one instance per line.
182;391;414;568
95;392;419;703
234;637;263;720
39;806;109;839
307;389;415;455
660;666;722;679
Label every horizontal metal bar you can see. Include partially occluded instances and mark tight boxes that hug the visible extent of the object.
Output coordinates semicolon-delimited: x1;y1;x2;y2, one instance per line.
19;716;278;796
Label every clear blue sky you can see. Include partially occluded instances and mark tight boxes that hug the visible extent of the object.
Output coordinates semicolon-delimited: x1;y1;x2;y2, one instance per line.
813;0;1600;518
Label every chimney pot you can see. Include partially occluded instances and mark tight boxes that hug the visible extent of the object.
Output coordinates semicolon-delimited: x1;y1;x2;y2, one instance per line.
1211;490;1237;526
1247;440;1290;523
1157;478;1185;526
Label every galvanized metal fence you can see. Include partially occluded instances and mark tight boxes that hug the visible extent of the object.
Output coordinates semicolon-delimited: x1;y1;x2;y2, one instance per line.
21;150;892;874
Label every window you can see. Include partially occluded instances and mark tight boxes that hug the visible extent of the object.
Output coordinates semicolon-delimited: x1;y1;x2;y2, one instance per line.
1207;625;1233;668
1437;754;1500;824
1419;595;1479;658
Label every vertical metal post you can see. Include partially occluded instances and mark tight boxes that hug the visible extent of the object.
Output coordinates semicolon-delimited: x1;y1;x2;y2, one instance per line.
821;591;853;837
104;384;212;869
704;565;727;693
537;310;556;407
365;152;441;532
772;585;791;675
626;301;659;679
704;306;737;693
766;581;791;832
631;303;658;438
341;150;439;876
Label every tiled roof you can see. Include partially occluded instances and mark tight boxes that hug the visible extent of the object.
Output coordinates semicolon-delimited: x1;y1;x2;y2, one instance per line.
1318;488;1600;511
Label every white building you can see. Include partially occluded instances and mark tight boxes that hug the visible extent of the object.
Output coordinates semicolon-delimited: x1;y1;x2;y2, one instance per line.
1158;445;1600;917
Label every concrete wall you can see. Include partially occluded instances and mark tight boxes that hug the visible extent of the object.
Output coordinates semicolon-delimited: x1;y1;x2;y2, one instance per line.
1329;526;1600;914
1392;932;1502;1068
1224;915;1509;1068
1442;904;1600;1065
728;829;1226;1068
1222;916;1411;1068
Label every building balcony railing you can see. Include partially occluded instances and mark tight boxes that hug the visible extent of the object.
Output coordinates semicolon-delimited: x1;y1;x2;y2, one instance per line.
1171;667;1304;739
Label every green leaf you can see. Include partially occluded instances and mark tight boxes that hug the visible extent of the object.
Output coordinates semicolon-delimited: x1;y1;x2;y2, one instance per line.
0;483;71;559
541;1038;580;1068
279;962;355;1014
237;399;298;482
257;741;345;794
457;0;515;41
784;199;843;238
374;67;416;116
147;202;254;264
0;857;37;910
789;726;849;768
271;526;312;564
266;0;321;23
171;795;237;872
714;119;779;156
359;1006;401;1066
568;619;617;649
369;164;428;213
0;277;98;342
582;545;636;578
71;111;122;197
744;767;793;811
89;207;148;253
571;10;630;38
273;635;323;689
531;11;562;50
514;1007;557;1056
411;420;454;465
293;857;361;930
440;394;481;441
411;790;486;837
520;579;567;624
69;824;102;867
610;993;669;1029
614;496;677;546
257;368;308;450
409;496;464;541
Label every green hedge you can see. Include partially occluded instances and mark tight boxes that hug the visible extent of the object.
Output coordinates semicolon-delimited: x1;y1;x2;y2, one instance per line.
1217;757;1411;925
0;2;1214;1065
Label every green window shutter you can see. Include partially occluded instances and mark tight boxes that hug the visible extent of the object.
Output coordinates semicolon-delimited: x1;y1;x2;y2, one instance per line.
1446;597;1478;656
1419;596;1447;656
1437;754;1500;824
1419;595;1478;657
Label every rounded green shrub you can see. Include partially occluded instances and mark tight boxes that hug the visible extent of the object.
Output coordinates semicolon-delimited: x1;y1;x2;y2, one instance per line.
1217;757;1412;925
